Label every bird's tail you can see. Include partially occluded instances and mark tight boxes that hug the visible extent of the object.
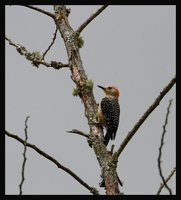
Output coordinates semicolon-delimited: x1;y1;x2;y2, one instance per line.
104;131;111;146
104;129;116;146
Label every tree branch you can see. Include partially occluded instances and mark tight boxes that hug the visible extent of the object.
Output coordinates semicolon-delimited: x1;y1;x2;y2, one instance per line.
19;116;30;195
113;76;176;160
5;36;69;69
67;129;89;138
22;5;55;19
157;99;173;195
42;27;58;60
157;167;176;195
76;5;109;33
5;130;99;195
53;5;120;194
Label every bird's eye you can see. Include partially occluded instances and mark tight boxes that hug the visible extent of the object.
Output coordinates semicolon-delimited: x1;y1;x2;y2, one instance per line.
108;86;112;89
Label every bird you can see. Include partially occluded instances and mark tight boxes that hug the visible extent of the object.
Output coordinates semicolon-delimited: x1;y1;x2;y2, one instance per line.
97;85;120;146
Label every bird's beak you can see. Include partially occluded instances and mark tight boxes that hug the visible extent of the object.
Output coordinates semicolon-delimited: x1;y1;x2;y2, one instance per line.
97;85;105;91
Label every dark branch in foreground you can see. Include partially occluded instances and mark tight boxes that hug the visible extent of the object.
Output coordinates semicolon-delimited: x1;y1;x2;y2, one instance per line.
113;76;176;160
157;99;173;195
19;116;30;195
76;5;109;33
157;167;176;195
5;130;99;195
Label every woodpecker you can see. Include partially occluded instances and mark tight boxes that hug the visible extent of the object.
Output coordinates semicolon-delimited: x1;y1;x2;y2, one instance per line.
97;85;120;146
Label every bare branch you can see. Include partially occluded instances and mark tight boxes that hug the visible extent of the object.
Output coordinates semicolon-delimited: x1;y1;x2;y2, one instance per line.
42;27;58;60
157;167;176;195
157;99;173;195
5;36;17;47
22;5;55;19
113;76;176;160
67;129;89;138
5;36;69;69
19;116;30;195
5;130;99;195
76;5;109;33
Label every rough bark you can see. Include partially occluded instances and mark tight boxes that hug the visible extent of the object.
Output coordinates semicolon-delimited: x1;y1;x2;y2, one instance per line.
53;5;121;195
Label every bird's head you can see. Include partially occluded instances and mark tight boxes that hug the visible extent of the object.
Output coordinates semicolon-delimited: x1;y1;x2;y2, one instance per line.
97;85;120;98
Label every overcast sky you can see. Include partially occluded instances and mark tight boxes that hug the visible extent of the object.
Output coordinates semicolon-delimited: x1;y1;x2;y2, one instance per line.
5;5;176;195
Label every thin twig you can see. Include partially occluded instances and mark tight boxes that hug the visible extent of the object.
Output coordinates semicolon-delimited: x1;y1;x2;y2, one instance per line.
19;116;30;195
76;5;109;33
42;27;58;60
5;130;99;195
5;36;69;69
22;5;55;19
157;167;176;195
116;172;123;187
157;99;173;195
67;129;89;138
113;76;176;160
5;36;17;47
110;145;115;155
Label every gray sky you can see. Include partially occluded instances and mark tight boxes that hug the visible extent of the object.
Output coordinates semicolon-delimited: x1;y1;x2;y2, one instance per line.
5;5;176;195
